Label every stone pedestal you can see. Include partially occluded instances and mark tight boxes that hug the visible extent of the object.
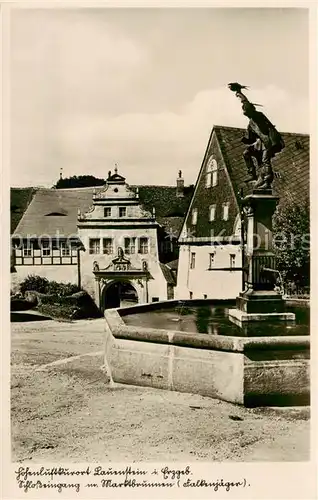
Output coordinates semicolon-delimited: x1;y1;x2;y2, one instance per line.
229;189;295;325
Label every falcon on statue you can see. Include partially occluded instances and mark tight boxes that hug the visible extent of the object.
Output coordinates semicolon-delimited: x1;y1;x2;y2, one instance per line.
228;82;249;92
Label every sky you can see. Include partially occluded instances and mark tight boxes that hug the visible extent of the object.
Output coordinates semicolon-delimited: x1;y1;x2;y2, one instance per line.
9;7;309;187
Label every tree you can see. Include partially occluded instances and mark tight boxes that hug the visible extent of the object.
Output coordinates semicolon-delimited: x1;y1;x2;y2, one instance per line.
55;175;105;189
273;198;310;289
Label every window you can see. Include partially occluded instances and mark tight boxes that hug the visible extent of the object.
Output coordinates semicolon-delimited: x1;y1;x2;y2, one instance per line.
209;253;215;268
139;237;148;254
61;242;70;256
189;291;193;299
230;254;236;268
206;157;218;188
124;237;136;254
104;207;111;217
89;238;100;254
103;238;113;255
209;204;216;222
152;297;159;302
52;240;60;251
190;252;196;269
42;241;51;256
33;240;40;250
222;203;229;221
206;165;212;188
119;207;126;217
203;294;207;299
212;162;218;187
23;243;32;256
191;208;198;225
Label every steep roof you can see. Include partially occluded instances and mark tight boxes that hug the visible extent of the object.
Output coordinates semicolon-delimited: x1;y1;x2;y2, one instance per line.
166;259;179;271
178;126;309;240
12;184;194;238
214;126;309;204
13;188;96;238
159;262;177;285
11;188;35;233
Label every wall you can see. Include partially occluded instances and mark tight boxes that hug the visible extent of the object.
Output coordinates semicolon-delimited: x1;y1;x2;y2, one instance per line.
11;264;78;293
11;227;168;304
182;131;239;238
175;243;243;300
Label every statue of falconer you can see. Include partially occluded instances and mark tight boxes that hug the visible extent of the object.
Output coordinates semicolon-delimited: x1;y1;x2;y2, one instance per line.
228;82;285;189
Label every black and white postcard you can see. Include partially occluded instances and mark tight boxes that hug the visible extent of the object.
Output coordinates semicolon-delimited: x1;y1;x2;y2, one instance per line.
2;2;317;499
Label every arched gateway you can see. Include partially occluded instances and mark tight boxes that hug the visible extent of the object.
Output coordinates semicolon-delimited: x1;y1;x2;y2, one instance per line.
102;280;138;310
93;250;150;312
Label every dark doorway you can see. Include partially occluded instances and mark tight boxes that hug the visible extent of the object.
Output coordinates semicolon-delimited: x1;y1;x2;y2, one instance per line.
103;281;138;310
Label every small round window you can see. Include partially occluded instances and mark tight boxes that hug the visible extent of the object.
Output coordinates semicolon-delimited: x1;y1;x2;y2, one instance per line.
114;188;118;193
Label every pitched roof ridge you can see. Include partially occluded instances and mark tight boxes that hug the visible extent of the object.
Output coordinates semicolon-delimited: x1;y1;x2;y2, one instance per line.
214;125;244;131
52;186;102;191
213;124;309;137
131;184;178;188
214;130;242;211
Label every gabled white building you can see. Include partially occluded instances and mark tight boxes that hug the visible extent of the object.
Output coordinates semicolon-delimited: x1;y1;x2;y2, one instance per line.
12;170;180;310
175;126;309;300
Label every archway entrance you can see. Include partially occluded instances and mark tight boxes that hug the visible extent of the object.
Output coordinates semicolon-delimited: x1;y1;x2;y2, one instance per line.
103;281;138;310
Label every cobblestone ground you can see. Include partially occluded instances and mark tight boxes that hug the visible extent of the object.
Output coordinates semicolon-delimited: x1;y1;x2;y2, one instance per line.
10;314;310;462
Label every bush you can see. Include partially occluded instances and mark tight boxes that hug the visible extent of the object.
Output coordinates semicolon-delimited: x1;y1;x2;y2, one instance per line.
273;199;310;289
18;276;101;320
19;275;79;297
46;280;79;297
20;275;49;295
37;291;101;320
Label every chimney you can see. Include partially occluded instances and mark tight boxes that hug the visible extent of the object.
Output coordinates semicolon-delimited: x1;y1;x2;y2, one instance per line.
176;170;184;198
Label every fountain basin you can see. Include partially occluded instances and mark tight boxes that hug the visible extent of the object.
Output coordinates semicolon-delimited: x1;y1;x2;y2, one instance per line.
104;300;310;407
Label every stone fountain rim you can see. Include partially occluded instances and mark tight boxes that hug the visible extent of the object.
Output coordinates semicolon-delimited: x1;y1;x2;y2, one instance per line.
104;299;309;354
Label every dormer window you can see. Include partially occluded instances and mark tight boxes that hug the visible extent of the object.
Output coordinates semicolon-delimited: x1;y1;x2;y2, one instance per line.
45;211;67;216
104;207;111;217
119;207;126;217
206;156;218;188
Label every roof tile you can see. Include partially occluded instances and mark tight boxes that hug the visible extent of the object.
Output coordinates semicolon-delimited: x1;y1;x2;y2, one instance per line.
214;126;309;203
